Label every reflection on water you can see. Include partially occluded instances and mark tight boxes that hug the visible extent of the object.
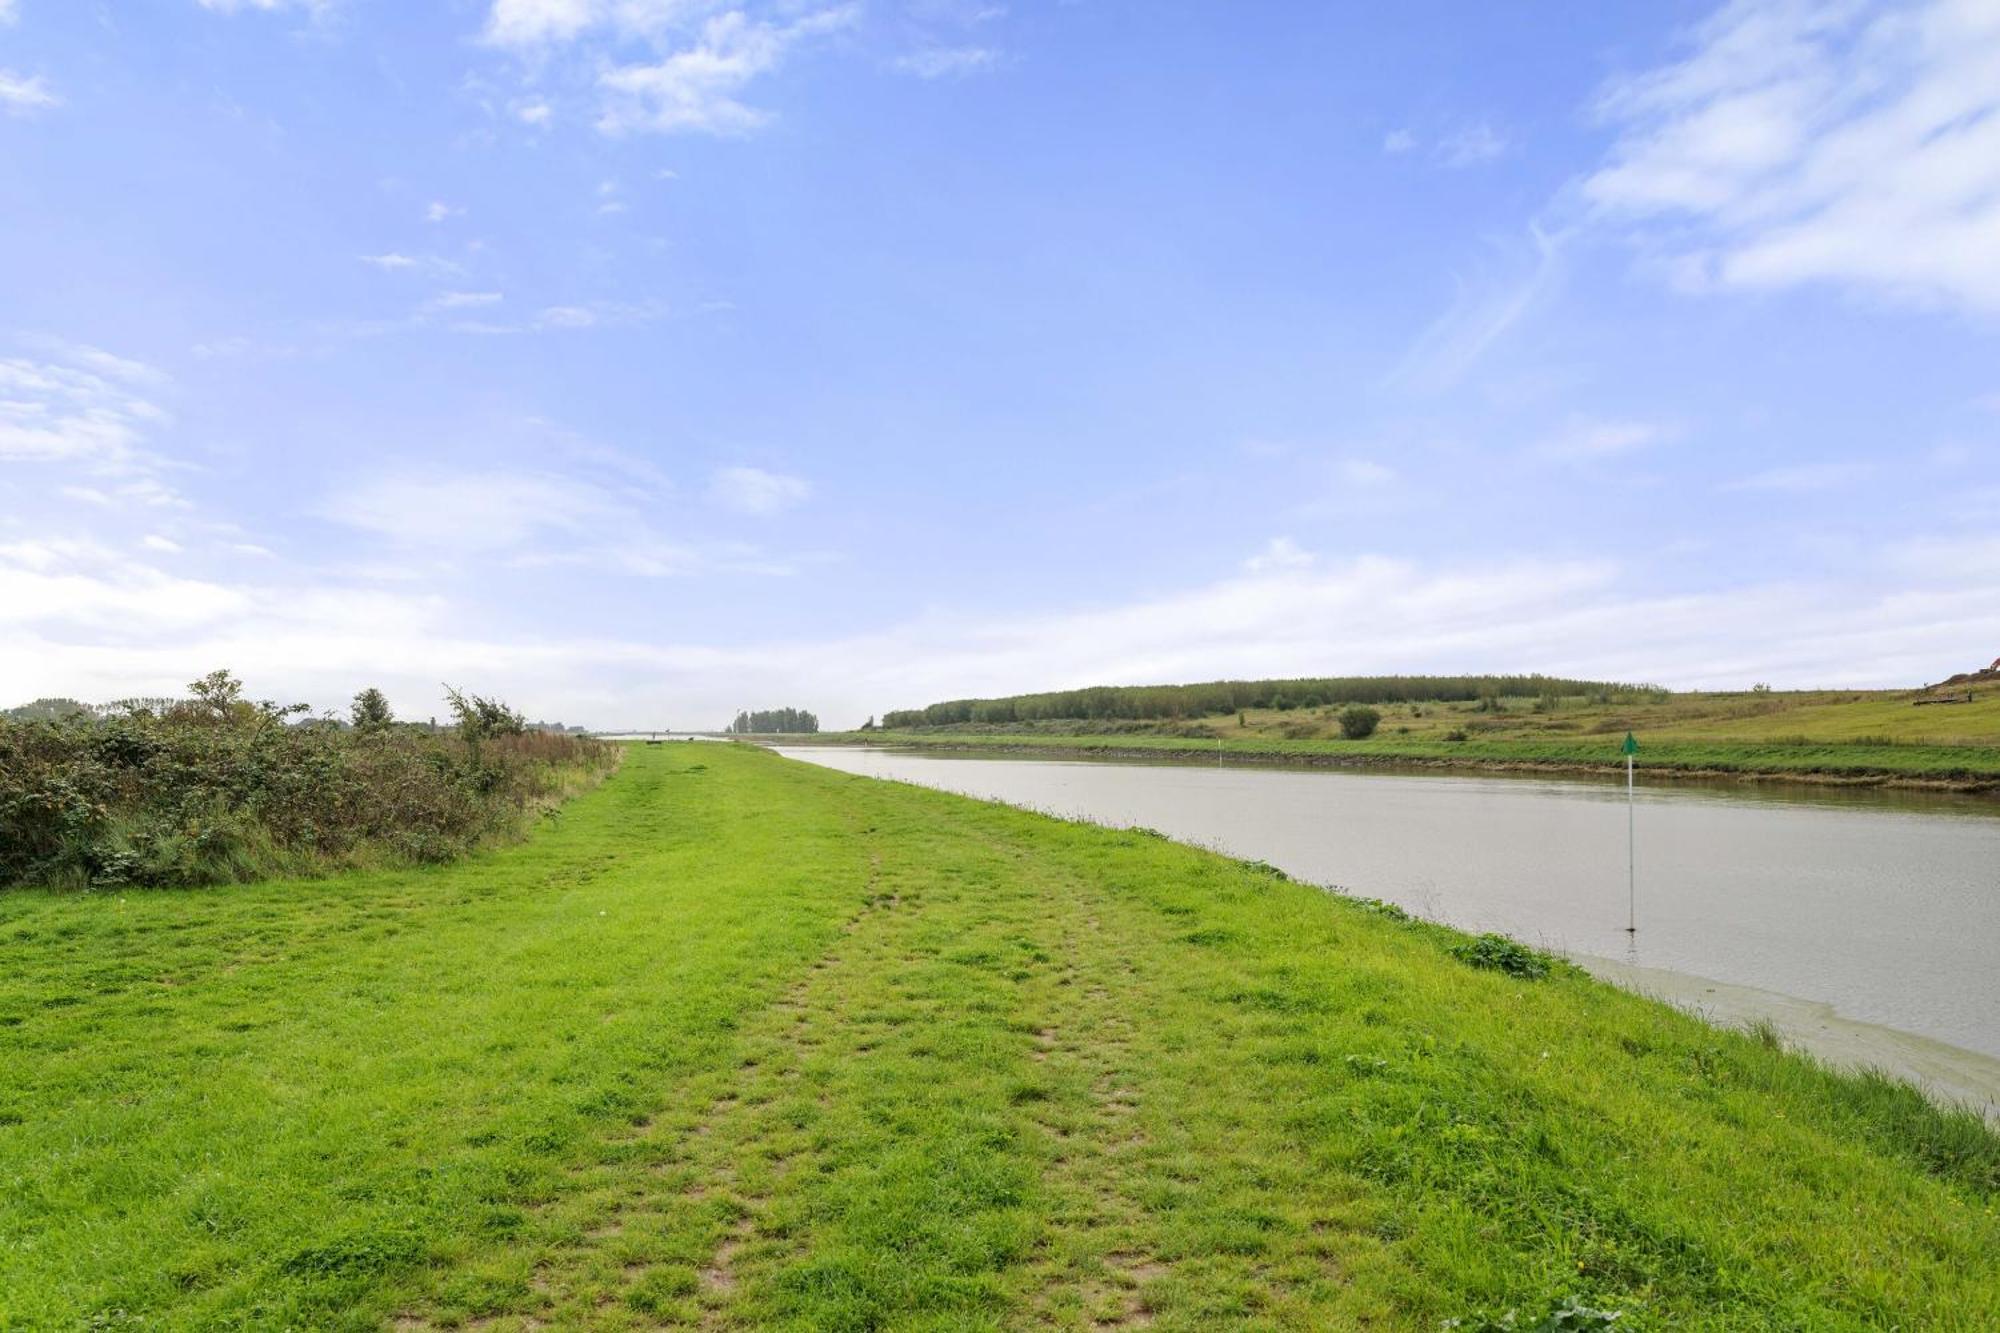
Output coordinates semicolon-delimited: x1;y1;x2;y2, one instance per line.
776;746;2000;1061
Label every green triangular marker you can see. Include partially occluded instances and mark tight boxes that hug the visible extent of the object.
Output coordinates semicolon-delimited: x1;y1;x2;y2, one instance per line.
1621;732;1639;756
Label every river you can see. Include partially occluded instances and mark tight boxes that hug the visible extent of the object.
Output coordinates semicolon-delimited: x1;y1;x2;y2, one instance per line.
775;745;2000;1114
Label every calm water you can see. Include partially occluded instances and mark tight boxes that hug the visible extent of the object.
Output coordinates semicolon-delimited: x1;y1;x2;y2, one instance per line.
776;747;2000;1060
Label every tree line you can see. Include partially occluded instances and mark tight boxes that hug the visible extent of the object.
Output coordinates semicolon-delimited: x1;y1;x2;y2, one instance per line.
725;707;820;734
879;674;1652;729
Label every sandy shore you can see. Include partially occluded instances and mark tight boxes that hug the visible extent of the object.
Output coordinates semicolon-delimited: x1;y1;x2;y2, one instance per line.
1576;954;2000;1122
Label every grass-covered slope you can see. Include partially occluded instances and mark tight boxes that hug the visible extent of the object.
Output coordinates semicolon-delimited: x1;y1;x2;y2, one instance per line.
3;744;1996;1329
791;726;2000;786
828;684;2000;788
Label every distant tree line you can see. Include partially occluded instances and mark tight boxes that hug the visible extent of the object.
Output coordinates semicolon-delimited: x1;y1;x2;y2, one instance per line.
725;707;820;734
879;675;1652;729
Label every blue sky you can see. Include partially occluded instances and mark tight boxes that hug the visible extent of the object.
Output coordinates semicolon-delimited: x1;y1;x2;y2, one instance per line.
2;0;1997;727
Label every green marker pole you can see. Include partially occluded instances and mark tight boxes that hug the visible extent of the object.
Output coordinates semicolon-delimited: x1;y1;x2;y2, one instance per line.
1622;732;1639;933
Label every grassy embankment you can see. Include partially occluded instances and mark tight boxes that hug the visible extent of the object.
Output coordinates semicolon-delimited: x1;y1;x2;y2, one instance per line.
806;688;2000;787
4;743;1998;1329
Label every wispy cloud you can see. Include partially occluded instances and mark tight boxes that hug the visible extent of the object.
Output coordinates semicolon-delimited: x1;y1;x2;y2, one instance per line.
1725;461;1875;492
1532;416;1671;463
1585;0;2000;313
1242;537;1314;573
419;290;505;316
894;46;1000;79
0;345;173;482
0;69;58;115
1393;224;1563;390
196;0;333;14
596;8;856;136
318;464;798;580
359;251;465;276
707;465;810;515
424;200;463;223
1435;121;1508;167
1382;128;1416;154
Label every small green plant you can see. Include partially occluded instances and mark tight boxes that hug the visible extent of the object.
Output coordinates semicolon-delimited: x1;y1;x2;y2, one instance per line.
1445;1295;1622;1330
1339;705;1381;740
1450;933;1557;980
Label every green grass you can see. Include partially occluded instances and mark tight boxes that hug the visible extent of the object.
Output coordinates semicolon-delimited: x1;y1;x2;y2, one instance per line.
803;723;2000;786
4;744;1997;1329
809;685;2000;788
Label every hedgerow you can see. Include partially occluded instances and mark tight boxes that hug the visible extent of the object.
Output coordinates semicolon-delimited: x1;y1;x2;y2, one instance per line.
0;671;614;889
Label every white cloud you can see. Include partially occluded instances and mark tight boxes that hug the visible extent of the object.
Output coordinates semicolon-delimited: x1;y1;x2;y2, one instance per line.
425;201;463;223
319;470;617;554
422;290;505;313
515;99;554;125
1725;460;1874;491
894;46;999;79
597;8;855;136
360;252;463;276
0;540;249;633
1336;458;1397;486
707;464;809;515
483;0;613;47
0;348;171;476
142;535;183;554
1393;225;1563;390
5;533;1998;727
1382;128;1416;154
315;464;795;585
1242;537;1315;573
1436;121;1508;167
0;70;57;114
1584;0;2000;313
196;0;329;13
443;299;664;335
0;1;17;26
1532;416;1671;462
538;303;600;328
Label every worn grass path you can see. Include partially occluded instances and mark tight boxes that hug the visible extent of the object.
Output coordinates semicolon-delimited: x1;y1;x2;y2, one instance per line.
4;744;1997;1330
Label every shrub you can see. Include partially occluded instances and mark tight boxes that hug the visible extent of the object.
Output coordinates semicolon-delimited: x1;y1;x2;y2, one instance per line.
1450;933;1559;980
1338;706;1381;740
0;672;615;890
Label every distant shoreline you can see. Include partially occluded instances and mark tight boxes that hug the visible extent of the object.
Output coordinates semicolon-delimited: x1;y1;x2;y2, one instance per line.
755;732;2000;794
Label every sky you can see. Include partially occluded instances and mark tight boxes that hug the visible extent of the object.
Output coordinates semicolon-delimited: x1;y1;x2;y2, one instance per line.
2;0;1998;728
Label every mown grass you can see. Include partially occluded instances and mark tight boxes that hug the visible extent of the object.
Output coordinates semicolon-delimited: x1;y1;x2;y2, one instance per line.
4;744;1997;1329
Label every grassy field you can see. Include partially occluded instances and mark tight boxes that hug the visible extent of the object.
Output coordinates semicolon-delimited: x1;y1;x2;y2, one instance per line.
804;688;2000;787
4;743;1998;1329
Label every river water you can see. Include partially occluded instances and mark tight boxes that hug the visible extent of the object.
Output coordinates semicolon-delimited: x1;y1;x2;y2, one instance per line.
775;746;2000;1098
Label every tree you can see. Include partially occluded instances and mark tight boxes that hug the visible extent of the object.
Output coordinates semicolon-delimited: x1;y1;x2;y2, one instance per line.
351;687;394;730
443;686;525;741
724;707;820;735
1339;705;1381;740
187;668;244;721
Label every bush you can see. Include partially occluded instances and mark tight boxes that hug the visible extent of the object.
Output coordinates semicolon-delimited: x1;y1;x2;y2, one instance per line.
1450;933;1560;980
0;672;616;890
1338;705;1381;740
